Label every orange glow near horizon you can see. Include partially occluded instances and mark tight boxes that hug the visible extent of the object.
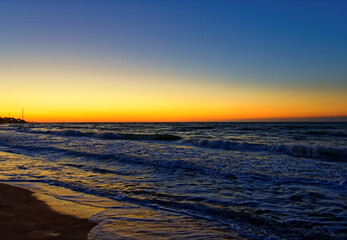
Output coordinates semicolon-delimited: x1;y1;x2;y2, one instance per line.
1;1;347;123
1;60;347;122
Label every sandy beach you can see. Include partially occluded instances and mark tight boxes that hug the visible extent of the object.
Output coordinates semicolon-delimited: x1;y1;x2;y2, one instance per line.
0;183;96;240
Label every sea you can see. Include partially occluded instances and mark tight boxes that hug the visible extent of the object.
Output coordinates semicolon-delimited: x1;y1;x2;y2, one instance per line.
0;122;346;239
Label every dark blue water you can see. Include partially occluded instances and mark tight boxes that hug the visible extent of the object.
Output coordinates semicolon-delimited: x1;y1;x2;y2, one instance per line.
0;122;346;239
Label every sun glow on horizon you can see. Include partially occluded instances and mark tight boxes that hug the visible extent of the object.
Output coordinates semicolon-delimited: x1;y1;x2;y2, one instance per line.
1;1;346;122
1;59;346;122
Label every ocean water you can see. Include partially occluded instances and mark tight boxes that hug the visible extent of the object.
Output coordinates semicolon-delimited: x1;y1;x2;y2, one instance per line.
0;122;346;239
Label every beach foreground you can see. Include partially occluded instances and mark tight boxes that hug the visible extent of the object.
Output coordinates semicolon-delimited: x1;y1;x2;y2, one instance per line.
0;122;346;239
0;183;96;240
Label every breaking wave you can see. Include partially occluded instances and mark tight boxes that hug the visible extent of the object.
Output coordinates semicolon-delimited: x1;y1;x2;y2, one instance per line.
23;128;346;160
28;129;181;141
183;139;347;160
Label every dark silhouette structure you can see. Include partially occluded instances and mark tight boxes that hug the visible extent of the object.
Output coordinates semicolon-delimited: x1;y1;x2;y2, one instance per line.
0;117;26;123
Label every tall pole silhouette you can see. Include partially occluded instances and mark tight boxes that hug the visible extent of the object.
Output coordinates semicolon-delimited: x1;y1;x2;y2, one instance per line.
22;108;24;120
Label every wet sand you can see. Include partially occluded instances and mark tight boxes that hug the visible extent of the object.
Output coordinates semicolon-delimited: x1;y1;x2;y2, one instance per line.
0;183;96;240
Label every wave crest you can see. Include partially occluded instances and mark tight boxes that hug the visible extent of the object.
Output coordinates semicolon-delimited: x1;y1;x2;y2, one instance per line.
184;139;346;160
29;129;181;141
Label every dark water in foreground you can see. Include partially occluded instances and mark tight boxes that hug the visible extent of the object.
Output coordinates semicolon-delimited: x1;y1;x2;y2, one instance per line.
0;122;346;239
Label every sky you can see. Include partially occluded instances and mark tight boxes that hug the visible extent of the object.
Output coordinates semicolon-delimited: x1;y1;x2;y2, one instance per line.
1;0;346;122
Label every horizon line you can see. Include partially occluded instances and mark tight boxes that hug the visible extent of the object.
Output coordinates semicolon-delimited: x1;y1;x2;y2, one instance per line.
27;115;347;123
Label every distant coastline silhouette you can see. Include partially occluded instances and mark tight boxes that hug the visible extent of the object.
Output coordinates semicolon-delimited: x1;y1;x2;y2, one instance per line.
0;117;26;123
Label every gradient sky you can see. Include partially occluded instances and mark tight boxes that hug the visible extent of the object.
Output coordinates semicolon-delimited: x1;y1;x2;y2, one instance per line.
1;0;346;122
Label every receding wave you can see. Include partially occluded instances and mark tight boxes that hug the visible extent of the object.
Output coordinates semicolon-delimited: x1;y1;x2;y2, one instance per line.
28;129;181;141
183;139;347;160
0;142;235;179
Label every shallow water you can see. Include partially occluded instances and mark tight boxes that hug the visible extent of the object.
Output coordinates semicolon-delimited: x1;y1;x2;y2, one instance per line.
0;122;346;239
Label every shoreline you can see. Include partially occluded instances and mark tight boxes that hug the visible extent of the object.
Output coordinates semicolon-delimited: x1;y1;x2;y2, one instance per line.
0;183;97;240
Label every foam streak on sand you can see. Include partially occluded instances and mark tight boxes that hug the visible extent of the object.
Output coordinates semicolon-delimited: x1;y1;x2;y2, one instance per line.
0;183;96;240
